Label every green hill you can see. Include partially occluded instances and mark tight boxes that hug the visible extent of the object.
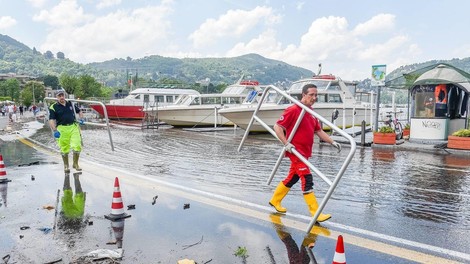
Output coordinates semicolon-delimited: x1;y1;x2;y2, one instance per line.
2;33;470;92
0;34;312;88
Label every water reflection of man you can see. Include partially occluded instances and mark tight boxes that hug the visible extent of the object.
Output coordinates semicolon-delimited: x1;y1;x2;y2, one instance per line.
269;213;329;264
58;172;85;232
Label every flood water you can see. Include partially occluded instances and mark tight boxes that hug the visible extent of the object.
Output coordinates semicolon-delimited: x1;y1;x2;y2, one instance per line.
28;122;470;257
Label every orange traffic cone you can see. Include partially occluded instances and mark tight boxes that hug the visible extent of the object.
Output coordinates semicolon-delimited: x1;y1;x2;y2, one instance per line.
104;177;131;221
0;154;10;183
111;219;125;248
0;182;7;208
332;235;346;264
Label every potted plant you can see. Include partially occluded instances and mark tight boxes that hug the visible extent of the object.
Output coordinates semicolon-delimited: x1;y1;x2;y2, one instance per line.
373;126;396;145
447;129;470;150
403;123;410;138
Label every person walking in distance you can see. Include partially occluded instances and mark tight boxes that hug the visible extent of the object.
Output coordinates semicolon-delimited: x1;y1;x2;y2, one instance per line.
48;90;85;173
269;83;342;222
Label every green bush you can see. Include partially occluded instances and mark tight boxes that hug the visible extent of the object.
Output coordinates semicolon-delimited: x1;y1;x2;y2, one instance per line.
452;129;470;137
378;126;395;133
404;123;410;129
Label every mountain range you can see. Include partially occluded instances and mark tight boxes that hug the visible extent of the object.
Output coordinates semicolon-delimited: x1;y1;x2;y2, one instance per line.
1;33;470;90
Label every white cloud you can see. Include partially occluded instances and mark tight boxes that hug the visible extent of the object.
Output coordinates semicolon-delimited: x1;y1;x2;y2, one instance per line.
33;0;93;27
296;1;305;11
40;3;174;62
355;35;409;61
276;16;354;70
0;16;17;29
96;0;122;10
353;13;395;36
226;29;282;57
223;14;414;80
189;6;281;48
27;0;48;8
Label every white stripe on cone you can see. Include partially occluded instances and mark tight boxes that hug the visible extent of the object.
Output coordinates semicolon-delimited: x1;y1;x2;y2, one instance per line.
0;155;8;181
110;177;125;216
332;235;346;264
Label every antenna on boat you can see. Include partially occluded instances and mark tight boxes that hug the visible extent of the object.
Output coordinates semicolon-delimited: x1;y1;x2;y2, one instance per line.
317;63;322;76
236;74;245;84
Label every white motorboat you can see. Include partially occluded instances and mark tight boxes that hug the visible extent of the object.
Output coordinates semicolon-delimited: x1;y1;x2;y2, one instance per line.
218;74;376;132
142;80;265;127
90;88;200;120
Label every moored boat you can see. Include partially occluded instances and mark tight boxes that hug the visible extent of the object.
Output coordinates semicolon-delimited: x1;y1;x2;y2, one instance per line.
218;74;376;132
142;80;265;127
90;88;200;120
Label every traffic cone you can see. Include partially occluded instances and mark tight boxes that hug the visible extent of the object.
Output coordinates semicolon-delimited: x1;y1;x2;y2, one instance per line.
0;154;10;183
332;235;346;264
111;219;125;248
104;177;131;221
0;182;7;208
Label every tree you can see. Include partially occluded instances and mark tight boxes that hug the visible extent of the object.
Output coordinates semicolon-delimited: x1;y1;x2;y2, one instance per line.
44;50;54;59
78;74;102;98
32;47;40;55
21;81;45;107
57;51;65;59
2;79;21;102
42;75;60;89
59;73;80;95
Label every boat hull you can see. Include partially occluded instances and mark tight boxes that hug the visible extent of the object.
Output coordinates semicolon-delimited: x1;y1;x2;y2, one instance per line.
219;104;375;132
153;106;234;127
90;105;144;120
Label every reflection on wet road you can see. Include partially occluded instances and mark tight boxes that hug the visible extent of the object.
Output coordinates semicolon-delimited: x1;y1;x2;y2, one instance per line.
29;124;470;257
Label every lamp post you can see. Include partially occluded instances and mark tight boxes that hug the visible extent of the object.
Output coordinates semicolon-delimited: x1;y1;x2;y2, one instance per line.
32;82;36;105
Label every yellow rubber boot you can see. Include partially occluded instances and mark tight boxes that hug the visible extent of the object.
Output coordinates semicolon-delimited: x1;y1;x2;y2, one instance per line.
303;192;331;222
269;182;290;213
61;153;70;173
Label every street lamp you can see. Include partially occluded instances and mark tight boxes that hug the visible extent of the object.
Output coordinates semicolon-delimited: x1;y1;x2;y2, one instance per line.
32;82;35;105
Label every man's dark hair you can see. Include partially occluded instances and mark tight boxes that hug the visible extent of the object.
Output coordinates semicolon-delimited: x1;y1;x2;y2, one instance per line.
302;84;317;95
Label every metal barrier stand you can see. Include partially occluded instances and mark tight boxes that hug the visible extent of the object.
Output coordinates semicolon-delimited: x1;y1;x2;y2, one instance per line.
237;85;357;234
44;97;114;151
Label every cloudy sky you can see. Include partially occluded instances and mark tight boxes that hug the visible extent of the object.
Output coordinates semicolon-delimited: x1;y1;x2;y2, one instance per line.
1;0;469;80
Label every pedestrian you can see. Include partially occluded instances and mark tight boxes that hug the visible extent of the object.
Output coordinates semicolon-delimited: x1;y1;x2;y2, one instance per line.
32;104;38;117
269;83;342;222
19;105;24;116
48;90;85;173
7;103;14;122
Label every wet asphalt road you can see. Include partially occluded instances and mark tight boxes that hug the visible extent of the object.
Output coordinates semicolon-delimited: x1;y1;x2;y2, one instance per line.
0;118;469;263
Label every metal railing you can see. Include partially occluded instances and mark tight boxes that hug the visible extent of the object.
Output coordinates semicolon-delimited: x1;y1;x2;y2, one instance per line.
237;85;357;233
44;97;114;151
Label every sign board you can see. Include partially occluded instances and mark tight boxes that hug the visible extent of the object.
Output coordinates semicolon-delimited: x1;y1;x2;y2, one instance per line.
410;118;448;140
371;65;386;86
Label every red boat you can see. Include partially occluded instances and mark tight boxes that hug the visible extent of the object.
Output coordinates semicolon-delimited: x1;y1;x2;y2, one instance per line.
90;88;200;120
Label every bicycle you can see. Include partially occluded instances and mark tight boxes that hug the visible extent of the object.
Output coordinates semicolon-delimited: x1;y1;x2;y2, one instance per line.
384;111;403;140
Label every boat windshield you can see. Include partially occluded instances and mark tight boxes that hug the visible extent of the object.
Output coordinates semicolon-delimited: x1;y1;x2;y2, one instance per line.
289;79;345;94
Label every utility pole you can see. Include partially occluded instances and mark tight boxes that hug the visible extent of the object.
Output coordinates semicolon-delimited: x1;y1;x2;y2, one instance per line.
32;82;36;105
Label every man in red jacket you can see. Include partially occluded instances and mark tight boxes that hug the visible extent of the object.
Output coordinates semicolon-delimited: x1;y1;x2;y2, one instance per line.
269;84;341;222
